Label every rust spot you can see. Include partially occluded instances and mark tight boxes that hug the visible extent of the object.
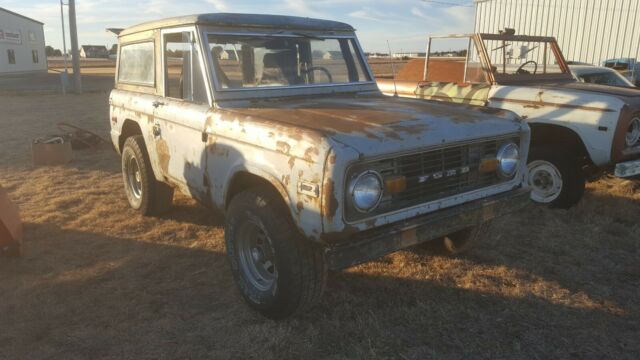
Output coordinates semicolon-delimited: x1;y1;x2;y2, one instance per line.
282;174;290;187
156;139;170;175
490;97;615;112
296;201;304;212
288;156;296;169
298;170;304;178
322;179;338;223
304;146;320;162
276;141;291;155
288;132;303;141
328;154;337;165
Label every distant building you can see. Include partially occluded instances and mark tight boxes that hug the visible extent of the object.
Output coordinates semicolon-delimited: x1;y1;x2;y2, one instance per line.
0;7;46;75
392;52;426;58
475;0;640;65
80;45;109;58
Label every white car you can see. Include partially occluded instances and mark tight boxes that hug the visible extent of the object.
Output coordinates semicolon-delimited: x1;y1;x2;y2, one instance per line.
570;65;636;88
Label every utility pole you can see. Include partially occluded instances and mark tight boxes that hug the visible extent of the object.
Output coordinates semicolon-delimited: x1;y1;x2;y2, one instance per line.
59;0;69;95
68;0;82;93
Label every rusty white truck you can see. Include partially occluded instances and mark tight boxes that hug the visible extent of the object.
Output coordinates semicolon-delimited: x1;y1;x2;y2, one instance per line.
109;14;530;318
379;32;640;208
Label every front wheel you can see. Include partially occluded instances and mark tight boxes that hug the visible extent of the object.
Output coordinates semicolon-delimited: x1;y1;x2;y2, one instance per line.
225;187;326;319
527;147;585;209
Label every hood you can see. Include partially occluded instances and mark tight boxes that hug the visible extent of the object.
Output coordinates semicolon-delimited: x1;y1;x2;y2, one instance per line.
538;81;640;99
226;93;524;156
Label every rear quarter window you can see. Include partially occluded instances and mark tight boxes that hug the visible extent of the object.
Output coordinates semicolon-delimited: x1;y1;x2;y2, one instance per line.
118;42;155;86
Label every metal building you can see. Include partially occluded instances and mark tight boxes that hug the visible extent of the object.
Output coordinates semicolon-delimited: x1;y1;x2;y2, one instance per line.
474;0;640;66
0;7;47;75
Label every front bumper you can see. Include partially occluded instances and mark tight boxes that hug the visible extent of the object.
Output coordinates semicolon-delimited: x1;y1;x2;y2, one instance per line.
325;187;530;270
614;159;640;177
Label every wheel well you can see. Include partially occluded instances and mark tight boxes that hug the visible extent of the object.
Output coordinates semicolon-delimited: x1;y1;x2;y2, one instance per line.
529;123;592;165
119;120;142;152
225;172;287;210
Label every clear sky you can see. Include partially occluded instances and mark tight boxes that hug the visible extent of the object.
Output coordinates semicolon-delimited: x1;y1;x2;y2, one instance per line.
3;0;475;53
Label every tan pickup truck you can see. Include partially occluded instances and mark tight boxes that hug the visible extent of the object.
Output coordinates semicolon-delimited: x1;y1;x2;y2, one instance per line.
379;32;640;209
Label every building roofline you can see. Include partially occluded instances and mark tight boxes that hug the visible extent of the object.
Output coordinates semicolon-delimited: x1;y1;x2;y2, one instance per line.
0;7;44;25
120;13;355;37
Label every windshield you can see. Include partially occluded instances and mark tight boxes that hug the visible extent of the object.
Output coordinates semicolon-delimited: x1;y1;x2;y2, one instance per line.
207;34;371;90
482;38;567;77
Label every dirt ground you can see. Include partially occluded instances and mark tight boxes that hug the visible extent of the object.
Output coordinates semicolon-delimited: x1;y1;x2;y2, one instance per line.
0;71;639;359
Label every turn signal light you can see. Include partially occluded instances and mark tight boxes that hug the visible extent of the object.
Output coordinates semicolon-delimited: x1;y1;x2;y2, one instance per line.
479;157;499;173
384;175;407;194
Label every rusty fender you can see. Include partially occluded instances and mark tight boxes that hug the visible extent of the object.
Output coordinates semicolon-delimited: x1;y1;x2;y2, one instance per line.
325;187;530;270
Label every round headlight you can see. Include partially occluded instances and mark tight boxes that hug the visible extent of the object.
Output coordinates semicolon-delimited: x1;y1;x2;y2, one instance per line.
349;171;383;213
497;142;520;178
626;117;640;147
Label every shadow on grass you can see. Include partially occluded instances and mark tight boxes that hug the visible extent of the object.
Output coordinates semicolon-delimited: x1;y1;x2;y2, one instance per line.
1;215;638;359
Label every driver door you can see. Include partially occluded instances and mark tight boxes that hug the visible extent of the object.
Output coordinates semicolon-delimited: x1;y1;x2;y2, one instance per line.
152;28;211;199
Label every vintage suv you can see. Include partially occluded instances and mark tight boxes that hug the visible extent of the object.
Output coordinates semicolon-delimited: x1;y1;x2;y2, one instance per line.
379;32;640;208
109;14;530;318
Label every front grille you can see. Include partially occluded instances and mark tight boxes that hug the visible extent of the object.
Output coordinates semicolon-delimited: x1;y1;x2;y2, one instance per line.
345;135;520;222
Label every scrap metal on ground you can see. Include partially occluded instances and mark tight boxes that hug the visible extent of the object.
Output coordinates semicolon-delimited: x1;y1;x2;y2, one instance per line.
0;185;22;257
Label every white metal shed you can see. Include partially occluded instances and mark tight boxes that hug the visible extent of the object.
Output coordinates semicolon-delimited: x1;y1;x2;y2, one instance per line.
0;7;47;75
474;0;640;66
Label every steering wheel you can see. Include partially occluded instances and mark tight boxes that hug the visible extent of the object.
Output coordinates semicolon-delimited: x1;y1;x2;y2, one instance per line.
302;66;333;83
516;60;538;75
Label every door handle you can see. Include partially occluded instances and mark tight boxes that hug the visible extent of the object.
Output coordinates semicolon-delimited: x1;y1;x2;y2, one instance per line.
152;101;165;108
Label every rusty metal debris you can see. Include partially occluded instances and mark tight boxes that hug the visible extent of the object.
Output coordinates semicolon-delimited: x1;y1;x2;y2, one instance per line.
0;185;22;257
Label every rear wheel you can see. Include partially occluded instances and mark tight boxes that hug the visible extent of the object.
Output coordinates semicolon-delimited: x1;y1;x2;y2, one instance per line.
527;147;585;209
225;187;326;319
121;135;174;215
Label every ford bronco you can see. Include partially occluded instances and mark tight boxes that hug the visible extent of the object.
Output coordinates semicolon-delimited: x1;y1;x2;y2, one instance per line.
110;14;530;318
379;32;640;208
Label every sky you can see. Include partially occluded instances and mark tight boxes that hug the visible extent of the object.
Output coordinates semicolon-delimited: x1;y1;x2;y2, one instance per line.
2;0;475;53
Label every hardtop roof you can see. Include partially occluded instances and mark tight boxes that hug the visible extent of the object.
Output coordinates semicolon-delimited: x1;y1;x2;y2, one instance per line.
119;13;355;37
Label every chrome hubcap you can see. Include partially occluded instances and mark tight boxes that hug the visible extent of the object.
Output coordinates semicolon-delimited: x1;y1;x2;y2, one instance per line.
528;160;563;203
237;219;277;291
127;157;143;199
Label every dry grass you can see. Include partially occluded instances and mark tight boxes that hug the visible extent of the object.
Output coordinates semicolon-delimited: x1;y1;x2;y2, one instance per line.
0;78;639;359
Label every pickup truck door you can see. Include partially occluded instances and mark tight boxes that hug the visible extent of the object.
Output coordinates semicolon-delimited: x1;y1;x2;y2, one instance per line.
152;29;210;199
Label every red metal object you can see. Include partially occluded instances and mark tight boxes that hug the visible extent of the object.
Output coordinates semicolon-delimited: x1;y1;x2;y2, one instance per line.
0;185;22;256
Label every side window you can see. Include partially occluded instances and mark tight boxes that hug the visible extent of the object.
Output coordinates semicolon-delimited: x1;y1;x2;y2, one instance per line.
7;49;15;65
164;32;208;104
118;42;154;86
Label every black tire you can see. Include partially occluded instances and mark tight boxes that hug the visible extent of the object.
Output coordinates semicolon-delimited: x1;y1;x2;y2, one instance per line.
527;147;585;209
225;187;326;319
121;135;174;216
